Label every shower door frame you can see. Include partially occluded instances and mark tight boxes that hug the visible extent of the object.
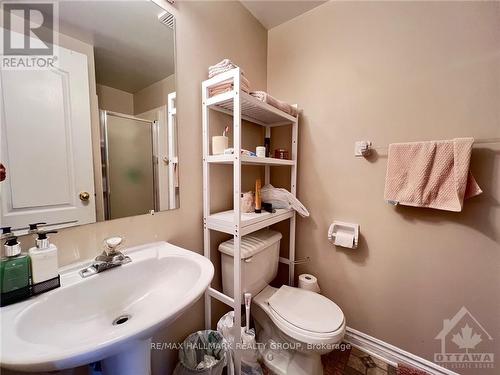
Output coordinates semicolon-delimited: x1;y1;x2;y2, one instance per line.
99;110;160;220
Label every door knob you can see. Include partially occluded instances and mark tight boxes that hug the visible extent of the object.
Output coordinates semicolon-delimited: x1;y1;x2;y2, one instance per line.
79;192;90;201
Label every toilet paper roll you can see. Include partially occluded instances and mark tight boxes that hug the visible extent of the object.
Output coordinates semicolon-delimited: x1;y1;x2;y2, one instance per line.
298;274;320;293
334;231;355;248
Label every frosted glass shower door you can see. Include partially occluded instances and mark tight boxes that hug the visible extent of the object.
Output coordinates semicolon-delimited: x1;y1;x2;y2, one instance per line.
105;114;155;220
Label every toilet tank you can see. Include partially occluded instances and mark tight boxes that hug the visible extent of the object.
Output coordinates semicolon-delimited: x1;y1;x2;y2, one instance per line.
218;229;282;301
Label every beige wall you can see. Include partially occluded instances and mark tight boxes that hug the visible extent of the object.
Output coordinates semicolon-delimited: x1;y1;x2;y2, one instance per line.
267;1;500;372
134;74;176;115
8;1;267;374
97;74;175;116
96;84;134;115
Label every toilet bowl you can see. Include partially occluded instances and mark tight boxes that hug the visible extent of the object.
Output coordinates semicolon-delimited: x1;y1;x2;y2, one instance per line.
218;229;346;375
252;285;345;375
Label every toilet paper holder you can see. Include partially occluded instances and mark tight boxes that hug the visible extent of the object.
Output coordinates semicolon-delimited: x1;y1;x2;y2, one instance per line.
328;221;359;249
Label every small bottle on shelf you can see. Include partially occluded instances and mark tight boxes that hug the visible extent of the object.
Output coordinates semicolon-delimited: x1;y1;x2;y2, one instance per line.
254;179;262;213
264;137;271;157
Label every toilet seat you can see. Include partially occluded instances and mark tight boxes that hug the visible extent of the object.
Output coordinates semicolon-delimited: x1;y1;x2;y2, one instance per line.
269;286;344;333
264;286;345;345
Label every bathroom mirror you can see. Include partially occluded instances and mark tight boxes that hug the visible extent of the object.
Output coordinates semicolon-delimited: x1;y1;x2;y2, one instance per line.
0;1;179;232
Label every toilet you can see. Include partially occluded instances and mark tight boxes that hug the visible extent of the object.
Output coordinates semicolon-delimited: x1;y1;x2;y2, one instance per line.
219;229;346;375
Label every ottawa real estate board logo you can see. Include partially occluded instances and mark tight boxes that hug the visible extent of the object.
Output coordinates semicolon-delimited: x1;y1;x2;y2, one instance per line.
1;1;58;70
435;306;494;371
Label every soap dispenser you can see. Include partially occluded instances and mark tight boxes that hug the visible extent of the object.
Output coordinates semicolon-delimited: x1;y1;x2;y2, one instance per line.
29;230;59;284
0;227;31;302
28;222;46;234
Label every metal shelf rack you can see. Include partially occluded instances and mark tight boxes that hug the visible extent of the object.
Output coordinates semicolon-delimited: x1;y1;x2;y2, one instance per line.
202;68;298;374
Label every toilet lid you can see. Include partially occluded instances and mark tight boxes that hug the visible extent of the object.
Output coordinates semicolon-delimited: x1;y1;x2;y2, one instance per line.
268;286;344;334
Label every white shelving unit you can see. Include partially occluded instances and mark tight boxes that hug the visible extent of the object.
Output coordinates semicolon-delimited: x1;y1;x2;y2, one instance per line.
202;68;298;374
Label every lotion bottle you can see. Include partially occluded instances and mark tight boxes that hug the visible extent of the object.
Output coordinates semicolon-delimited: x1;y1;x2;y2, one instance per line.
29;230;59;284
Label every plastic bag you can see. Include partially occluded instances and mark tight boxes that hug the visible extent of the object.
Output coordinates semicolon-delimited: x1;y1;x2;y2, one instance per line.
196;355;218;370
240;329;260;365
216;312;263;375
173;330;228;375
217;312;235;375
242;361;264;375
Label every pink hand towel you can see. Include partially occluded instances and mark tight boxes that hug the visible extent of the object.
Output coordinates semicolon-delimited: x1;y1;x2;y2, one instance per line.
208;75;251;97
384;138;482;212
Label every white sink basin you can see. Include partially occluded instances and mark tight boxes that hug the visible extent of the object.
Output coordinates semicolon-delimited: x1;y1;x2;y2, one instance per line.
0;241;214;374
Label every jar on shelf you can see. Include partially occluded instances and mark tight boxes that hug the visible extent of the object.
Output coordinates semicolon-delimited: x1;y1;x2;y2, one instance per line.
274;148;289;160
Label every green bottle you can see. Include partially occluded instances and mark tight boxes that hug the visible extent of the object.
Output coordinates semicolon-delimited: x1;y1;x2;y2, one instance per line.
0;235;31;294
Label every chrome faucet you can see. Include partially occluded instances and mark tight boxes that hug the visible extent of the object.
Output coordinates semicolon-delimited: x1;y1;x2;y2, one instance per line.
79;237;131;278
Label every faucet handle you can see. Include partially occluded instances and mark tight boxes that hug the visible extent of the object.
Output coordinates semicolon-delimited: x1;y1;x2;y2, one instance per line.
104;236;123;254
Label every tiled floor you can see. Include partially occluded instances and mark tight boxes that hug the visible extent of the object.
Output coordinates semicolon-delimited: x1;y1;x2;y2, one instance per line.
262;342;397;375
344;346;397;375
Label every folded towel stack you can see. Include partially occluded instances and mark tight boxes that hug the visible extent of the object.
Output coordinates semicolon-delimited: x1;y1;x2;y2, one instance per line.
208;59;250;97
207;59;299;118
208;59;245;78
384;137;482;212
250;91;298;117
208;75;250;97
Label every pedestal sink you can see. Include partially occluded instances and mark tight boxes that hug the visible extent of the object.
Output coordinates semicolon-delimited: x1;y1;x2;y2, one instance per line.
0;242;214;374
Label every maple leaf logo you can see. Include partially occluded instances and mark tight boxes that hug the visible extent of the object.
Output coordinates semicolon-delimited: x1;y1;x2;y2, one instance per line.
451;324;482;352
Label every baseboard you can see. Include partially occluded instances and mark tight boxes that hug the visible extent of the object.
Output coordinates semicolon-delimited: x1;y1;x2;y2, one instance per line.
344;327;460;375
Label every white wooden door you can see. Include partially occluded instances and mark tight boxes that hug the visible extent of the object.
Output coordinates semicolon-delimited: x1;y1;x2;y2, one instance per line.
0;45;96;230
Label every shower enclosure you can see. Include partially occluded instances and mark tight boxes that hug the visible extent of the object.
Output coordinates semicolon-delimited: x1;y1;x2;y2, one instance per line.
100;111;159;220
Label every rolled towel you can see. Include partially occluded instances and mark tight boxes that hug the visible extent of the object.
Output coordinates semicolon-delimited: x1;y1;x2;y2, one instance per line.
250;91;298;117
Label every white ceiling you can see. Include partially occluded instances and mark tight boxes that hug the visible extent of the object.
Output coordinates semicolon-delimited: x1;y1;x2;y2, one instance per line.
58;1;175;93
240;0;327;30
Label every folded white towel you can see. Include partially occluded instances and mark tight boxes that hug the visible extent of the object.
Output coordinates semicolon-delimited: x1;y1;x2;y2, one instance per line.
261;184;309;217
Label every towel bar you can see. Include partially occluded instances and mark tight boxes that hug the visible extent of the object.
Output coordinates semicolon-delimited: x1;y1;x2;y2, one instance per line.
355;137;500;157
